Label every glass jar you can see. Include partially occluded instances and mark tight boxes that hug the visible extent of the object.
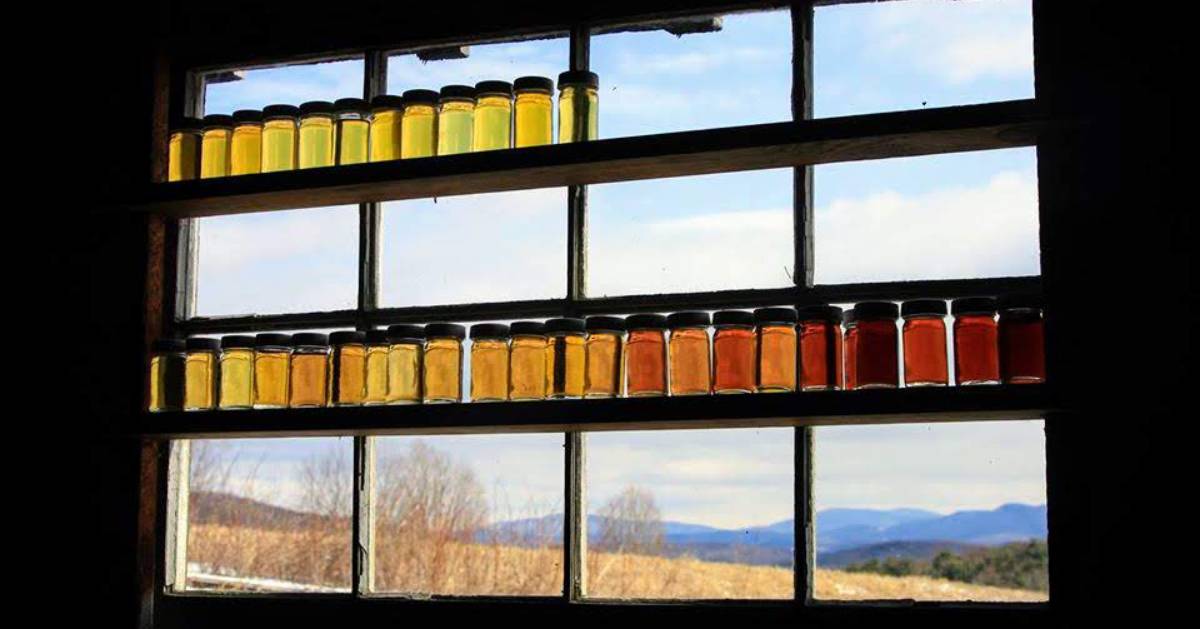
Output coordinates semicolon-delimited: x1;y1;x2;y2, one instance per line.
369;95;403;162
253;333;292;408
514;76;554;148
473;80;513;152
437;85;476;156
218;335;255;410
509;321;547;401
299;101;336;168
423;323;465;403
754;307;797;393
557;70;598;143
330;331;367;405
289;333;331;408
798;305;844;391
850;302;899;389
199;114;233;179
148;339;185;412
386;324;425;404
229;109;263;175
901;299;949;387
184;337;219;411
400;89;438;159
333;98;369;165
998;297;1046;384
470;323;509;402
584;316;625;398
167;118;202;181
667;311;712;396
625;314;668;397
712;310;756;394
546;318;586;399
364;330;390;405
952;297;1000;386
261;104;299;172
842;310;857;391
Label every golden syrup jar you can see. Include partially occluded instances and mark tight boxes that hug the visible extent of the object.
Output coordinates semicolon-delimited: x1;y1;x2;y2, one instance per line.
364;330;390;405
261;104;300;172
437;85;476;156
423;323;465;403
218;335;255;410
625;314;669;397
385;324;425;404
253;333;292;409
368;95;403;163
557;71;598;143
469;323;509;402
473;81;513;152
199;114;233;179
184;337;220;411
298;100;336;169
334;98;370;165
229;110;263;176
545;318;586;399
712;311;756;394
149;339;186;412
289;333;331;408
330;331;367;406
508;321;547;401
514;76;554;148
667;312;712;396
167;118;202;181
753;307;798;393
584;316;625;398
400;89;438;159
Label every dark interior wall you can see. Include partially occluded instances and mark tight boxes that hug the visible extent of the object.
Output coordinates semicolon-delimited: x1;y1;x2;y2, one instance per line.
85;1;1179;626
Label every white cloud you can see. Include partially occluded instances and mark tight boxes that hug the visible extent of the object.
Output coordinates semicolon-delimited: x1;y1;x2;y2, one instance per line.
615;46;779;76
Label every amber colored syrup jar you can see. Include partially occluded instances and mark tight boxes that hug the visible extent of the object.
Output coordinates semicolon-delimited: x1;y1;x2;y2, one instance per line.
798;305;844;391
850;302;898;389
952;297;1001;386
901;299;949;387
998;297;1046;384
712;310;756;394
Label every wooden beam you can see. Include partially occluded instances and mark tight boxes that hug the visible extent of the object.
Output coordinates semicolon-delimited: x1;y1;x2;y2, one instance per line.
129;100;1046;219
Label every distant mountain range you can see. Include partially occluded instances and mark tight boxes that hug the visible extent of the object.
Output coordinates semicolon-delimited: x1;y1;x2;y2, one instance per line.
489;503;1047;568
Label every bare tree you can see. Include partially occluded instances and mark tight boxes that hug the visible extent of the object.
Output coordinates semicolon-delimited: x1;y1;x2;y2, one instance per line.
300;446;351;518
375;441;487;537
596;485;665;556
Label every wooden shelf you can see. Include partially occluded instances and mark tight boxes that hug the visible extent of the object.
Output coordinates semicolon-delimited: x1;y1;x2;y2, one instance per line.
133;99;1045;218
139;384;1051;439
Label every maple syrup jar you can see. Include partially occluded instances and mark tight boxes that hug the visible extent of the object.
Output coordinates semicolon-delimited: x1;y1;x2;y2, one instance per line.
184;338;220;411
712;310;756;394
667;311;712;396
952;297;1001;386
149;339;186;412
470;323;510;402
422;323;465;403
386;324;425;404
754;307;798;393
584;316;625;398
167;118;202;181
901;299;949;387
998;296;1046;384
330;331;367;405
545;318;586;399
850;302;899;389
797;305;844;391
289;333;331;408
509;321;548;401
253;333;292;409
625;314;668;397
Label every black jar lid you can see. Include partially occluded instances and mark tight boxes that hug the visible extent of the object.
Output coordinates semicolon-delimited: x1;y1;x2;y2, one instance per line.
334;97;369;114
185;337;220;351
667;311;711;329
439;84;477;101
797;305;844;323
901;299;948;318
386;324;426;341
232;109;263;124
172;117;203;132
951;297;998;316
754;307;798;325
424;323;466;339
475;80;513;97
853;301;899;320
713;310;755;326
558;70;599;88
625;313;668;330
470;323;510;339
402;89;440;106
514;76;554;93
842;310;858;326
292;332;330;346
220;335;256;349
255;333;293;347
201;113;234;128
370;94;405;109
329;330;366;345
997;294;1043;312
545;317;586;334
510;321;547;336
585;315;626;332
299;100;335;115
152;338;186;352
262;104;301;118
365;329;390;344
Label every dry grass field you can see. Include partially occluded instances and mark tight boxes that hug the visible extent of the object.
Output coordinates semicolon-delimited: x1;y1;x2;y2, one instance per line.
187;523;1045;602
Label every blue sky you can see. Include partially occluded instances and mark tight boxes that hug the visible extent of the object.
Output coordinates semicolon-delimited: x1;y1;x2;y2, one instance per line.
193;1;1044;529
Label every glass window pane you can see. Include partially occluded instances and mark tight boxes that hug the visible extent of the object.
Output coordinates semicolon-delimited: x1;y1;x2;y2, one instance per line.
591;10;791;139
380;189;566;307
181;437;353;592
370;434;564;596
387;37;567;95
814;421;1048;602
814;0;1034;118
587;169;794;297
585;428;793;600
204;58;365;114
814;148;1039;285
195;206;359;316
